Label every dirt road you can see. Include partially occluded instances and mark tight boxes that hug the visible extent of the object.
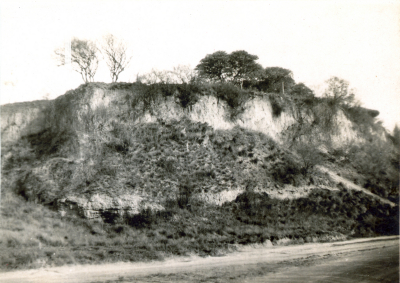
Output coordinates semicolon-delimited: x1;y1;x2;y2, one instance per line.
1;236;398;283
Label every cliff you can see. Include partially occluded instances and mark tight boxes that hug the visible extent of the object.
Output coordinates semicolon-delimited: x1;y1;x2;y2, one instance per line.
1;83;371;151
1;100;50;147
1;83;391;221
43;83;363;155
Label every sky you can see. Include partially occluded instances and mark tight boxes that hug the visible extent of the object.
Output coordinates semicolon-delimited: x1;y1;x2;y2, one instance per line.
1;0;399;130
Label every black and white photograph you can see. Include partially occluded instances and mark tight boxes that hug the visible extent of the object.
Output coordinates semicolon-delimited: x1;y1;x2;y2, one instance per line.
1;1;399;282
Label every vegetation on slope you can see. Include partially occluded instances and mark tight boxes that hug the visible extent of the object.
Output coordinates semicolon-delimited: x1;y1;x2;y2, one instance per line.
1;113;398;271
1;59;399;270
1;183;397;270
3;116;330;207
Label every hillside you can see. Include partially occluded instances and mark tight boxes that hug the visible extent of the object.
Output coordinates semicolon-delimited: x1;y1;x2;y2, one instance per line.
1;82;398;270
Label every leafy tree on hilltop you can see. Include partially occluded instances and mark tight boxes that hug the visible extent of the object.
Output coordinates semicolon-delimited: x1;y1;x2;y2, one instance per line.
196;50;261;87
226;50;263;88
291;83;314;97
258;67;295;94
195;51;230;82
324;76;355;107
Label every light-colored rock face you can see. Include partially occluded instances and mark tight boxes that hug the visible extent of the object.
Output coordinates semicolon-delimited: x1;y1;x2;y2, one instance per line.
1;101;50;146
1;85;362;149
57;193;164;219
194;187;245;206
139;95;296;142
331;110;360;146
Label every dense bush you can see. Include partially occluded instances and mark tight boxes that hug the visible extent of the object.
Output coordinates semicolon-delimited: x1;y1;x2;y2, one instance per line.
212;83;250;119
3;140;36;170
127;82;201;113
268;94;284;117
175;83;200;108
269;155;302;185
343;105;380;133
346;140;399;199
130;83;162;114
177;177;195;209
293;141;324;176
229;189;399;237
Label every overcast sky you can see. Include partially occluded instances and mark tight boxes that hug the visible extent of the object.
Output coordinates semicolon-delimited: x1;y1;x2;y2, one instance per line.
1;0;399;130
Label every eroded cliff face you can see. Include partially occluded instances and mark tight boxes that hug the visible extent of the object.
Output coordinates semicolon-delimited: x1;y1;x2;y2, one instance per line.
1;83;373;220
50;84;361;153
1;100;50;146
1;85;361;150
147;95;296;142
57;194;163;219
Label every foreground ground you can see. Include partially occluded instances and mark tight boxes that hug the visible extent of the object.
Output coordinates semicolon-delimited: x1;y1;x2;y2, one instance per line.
1;236;398;283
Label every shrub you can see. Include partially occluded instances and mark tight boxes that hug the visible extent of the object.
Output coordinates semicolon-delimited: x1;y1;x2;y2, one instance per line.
229;188;398;237
3;141;36;170
293;142;324;176
269;155;302;185
130;83;162;114
176;83;200;108
12;171;48;202
310;98;338;134
268;95;284;117
213;83;249;119
343;105;380;133
156;157;176;173
347;140;398;198
159;83;178;97
124;208;156;228
177;177;195;209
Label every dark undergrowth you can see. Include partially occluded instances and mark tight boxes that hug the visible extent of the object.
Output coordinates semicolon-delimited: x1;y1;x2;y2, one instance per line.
4;119;327;207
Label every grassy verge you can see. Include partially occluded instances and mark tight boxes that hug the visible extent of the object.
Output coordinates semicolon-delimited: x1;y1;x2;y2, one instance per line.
1;185;397;271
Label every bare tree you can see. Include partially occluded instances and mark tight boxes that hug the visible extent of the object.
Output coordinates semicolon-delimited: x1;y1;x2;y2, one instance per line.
136;69;174;84
171;65;197;83
137;65;197;85
54;38;99;83
101;34;132;82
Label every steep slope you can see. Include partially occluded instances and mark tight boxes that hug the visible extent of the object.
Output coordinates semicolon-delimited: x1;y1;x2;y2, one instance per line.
1;82;394;217
1;82;398;270
1;100;50;146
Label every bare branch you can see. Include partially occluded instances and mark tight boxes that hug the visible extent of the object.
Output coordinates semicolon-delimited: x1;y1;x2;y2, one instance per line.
101;34;132;82
54;38;99;83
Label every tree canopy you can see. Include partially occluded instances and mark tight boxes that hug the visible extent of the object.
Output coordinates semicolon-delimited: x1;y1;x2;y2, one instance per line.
195;51;229;82
226;50;263;88
257;67;295;94
195;50;261;87
324;76;356;106
291;83;314;97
